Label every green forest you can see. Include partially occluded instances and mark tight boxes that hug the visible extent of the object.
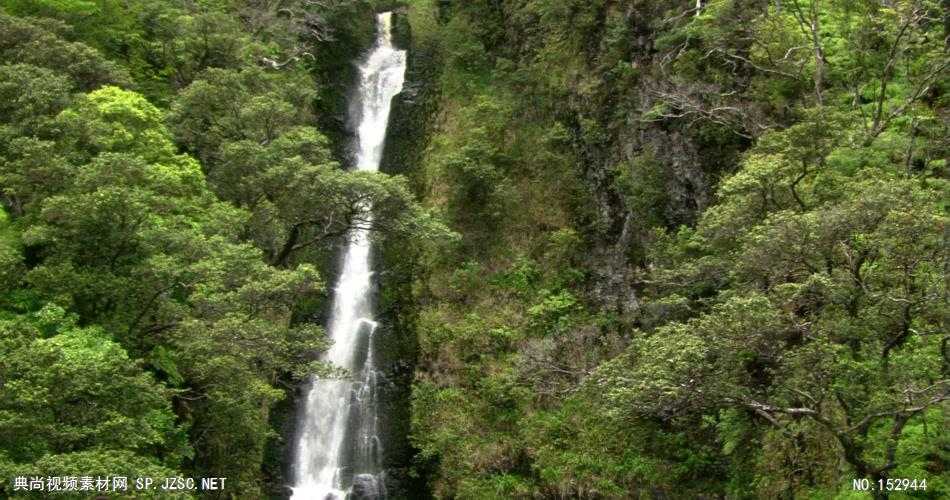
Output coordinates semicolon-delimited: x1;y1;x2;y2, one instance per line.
1;0;949;499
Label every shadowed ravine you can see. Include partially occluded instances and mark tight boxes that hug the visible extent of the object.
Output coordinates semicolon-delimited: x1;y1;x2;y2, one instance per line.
291;12;406;500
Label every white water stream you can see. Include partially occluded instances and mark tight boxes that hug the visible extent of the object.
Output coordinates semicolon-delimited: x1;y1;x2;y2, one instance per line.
292;12;406;500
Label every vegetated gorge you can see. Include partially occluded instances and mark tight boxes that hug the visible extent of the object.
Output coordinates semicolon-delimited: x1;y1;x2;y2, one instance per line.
0;0;949;499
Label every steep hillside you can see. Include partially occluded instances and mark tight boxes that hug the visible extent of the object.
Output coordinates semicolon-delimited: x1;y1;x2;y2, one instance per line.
0;2;447;497
401;0;950;498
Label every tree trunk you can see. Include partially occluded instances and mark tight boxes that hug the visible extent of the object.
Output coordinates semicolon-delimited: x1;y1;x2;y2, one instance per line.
272;223;303;268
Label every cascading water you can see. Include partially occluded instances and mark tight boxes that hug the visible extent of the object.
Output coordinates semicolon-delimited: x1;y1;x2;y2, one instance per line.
292;12;406;500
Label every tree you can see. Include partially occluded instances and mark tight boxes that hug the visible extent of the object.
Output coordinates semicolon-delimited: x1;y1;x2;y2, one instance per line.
0;450;192;499
0;305;188;467
0;64;72;146
55;86;183;164
2;83;328;494
222;149;448;267
153;10;247;89
0;12;132;91
0;1;452;495
596;116;950;495
167;67;316;166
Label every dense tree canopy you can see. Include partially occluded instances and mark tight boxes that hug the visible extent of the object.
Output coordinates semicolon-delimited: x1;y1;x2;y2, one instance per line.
0;2;446;497
1;0;948;498
402;0;950;498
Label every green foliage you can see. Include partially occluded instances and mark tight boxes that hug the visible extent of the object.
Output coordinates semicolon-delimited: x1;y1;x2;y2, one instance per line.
57;86;180;163
409;0;950;497
1;84;329;493
0;12;132;91
0;306;188;466
0;449;194;498
0;64;72;146
603;125;950;496
158;37;317;162
0;2;453;494
439;143;511;240
610;150;672;231
4;0;950;496
1;0;137;58
0;211;24;300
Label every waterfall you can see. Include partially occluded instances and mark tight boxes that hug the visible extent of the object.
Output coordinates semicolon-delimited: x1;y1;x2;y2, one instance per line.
292;12;406;500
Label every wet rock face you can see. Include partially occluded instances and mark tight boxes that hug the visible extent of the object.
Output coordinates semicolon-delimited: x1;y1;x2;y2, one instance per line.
619;92;710;227
563;104;641;316
379;22;442;195
573;97;737;314
555;6;749;316
370;17;438;500
390;10;412;51
570;98;732;314
351;473;383;500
